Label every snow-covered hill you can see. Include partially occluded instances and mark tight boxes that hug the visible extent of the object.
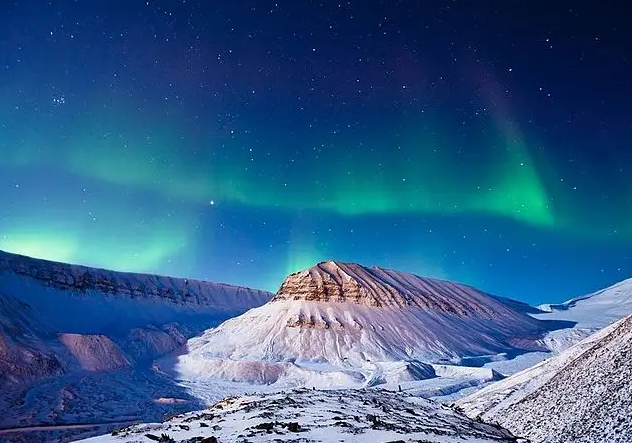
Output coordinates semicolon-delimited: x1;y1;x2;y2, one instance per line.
0;249;272;436
536;277;632;328
74;388;524;443
456;314;632;443
168;261;557;392
0;249;271;333
533;277;632;352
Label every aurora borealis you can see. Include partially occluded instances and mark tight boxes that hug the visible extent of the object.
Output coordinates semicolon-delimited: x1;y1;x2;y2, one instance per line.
1;1;630;303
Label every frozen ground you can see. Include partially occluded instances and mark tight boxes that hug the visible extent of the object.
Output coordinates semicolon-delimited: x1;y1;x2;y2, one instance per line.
74;388;524;443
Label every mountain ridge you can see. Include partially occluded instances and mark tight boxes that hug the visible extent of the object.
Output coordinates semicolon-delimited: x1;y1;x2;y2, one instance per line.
274;260;541;316
0;249;269;313
0;249;272;436
170;261;559;392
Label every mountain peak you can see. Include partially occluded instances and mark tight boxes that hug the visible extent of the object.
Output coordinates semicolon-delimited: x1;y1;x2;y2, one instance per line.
273;261;405;307
174;262;550;388
274;261;516;317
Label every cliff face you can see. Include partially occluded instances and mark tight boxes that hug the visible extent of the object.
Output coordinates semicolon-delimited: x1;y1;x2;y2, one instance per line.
0;250;271;311
274;260;531;320
58;334;130;371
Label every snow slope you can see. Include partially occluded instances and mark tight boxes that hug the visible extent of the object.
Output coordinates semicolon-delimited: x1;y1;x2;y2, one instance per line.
535;277;632;328
74;388;524;443
456;314;632;443
0;249;272;436
0;249;271;382
533;277;632;352
0;249;271;335
170;261;557;391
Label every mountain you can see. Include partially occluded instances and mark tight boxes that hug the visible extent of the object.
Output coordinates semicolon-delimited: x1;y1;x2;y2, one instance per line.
536;277;632;328
73;388;524;443
169;261;558;390
455;314;632;443
0;249;272;436
533;277;632;352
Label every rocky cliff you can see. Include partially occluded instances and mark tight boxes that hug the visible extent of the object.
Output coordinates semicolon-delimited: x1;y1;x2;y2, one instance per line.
274;260;533;318
0;250;273;437
0;250;270;311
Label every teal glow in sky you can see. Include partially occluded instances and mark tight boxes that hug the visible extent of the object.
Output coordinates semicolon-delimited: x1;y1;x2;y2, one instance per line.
0;1;630;303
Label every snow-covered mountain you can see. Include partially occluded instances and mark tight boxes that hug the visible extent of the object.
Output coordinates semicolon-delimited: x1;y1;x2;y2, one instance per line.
0;249;271;331
0;249;272;436
169;261;557;391
536;277;632;328
74;387;523;443
456;314;632;443
5;250;631;442
533;277;632;352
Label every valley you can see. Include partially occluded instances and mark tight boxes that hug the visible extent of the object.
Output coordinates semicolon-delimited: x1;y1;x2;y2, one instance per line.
0;251;631;443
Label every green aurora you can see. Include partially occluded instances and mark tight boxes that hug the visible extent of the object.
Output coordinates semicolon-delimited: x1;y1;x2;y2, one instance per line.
0;92;629;296
4;108;558;227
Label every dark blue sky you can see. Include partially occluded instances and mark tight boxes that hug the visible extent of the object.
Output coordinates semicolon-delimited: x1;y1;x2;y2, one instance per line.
0;0;630;304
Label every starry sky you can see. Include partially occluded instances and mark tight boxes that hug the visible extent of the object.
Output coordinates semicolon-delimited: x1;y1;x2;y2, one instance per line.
1;1;630;304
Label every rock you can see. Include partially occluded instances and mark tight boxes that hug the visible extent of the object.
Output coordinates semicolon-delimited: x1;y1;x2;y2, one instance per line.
273;261;508;316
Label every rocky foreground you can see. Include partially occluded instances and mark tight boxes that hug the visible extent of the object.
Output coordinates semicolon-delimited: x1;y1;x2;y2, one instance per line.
75;388;524;443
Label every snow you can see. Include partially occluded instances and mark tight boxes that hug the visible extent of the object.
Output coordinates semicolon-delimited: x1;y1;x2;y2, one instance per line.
166;295;551;394
157;262;586;405
160;270;632;420
531;277;632;352
73;388;522;443
4;249;632;443
534;277;632;328
455;317;624;417
0;249;272;335
456;315;632;443
0;249;272;440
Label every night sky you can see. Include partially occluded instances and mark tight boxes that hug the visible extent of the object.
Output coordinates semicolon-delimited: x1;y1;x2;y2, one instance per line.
1;1;630;304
